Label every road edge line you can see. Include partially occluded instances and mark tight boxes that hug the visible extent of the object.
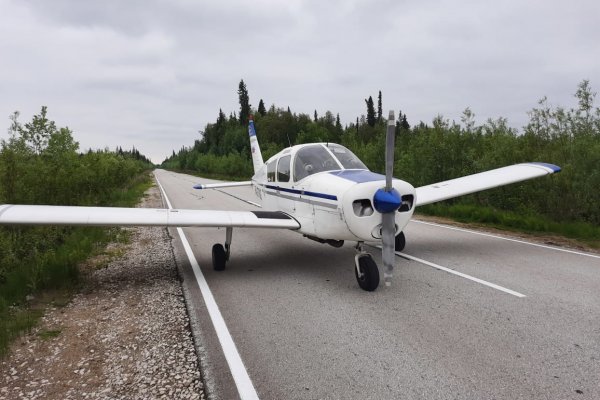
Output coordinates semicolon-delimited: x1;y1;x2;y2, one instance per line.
156;172;259;400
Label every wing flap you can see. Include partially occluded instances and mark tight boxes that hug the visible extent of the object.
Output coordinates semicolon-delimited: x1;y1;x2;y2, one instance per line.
0;205;299;229
415;163;561;207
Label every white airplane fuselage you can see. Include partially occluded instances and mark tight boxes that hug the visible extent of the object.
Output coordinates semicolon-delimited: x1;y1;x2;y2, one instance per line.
250;143;416;243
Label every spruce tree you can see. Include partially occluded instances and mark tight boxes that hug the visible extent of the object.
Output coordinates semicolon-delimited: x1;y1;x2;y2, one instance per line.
258;99;266;116
377;91;382;122
238;79;250;125
365;96;376;127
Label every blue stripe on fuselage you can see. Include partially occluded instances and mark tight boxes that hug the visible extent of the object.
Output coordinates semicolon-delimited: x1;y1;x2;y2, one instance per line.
263;184;338;201
329;169;386;183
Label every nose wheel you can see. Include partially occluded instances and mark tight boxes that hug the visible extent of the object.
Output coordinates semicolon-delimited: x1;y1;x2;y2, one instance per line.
395;231;406;252
354;243;380;291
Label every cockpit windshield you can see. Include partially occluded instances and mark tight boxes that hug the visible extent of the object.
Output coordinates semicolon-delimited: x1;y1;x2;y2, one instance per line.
293;144;368;181
294;145;340;181
325;143;368;170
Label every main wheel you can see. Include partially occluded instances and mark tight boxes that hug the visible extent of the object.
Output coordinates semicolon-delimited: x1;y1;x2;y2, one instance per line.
355;254;380;291
212;244;227;271
395;231;406;252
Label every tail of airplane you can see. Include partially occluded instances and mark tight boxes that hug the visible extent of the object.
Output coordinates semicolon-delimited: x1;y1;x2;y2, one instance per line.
248;115;264;174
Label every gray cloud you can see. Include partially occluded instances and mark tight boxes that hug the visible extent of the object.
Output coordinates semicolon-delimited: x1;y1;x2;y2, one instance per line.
1;0;598;163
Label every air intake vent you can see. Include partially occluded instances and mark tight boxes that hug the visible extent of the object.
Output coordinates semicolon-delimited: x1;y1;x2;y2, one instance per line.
398;194;414;212
353;199;374;217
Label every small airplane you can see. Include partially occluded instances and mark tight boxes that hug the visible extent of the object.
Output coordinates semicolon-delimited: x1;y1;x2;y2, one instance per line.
0;111;560;291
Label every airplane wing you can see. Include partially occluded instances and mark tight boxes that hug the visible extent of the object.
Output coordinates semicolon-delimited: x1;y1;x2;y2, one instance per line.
0;205;299;229
415;163;561;207
193;181;252;189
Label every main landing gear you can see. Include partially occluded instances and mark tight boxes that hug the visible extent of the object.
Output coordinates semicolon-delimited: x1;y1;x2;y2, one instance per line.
353;231;406;291
212;227;232;271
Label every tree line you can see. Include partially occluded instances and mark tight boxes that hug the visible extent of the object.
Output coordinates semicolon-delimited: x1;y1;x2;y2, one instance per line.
162;80;599;233
0;107;153;354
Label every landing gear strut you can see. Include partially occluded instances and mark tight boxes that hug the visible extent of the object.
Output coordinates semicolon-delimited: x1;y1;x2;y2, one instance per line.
212;227;232;271
354;242;380;291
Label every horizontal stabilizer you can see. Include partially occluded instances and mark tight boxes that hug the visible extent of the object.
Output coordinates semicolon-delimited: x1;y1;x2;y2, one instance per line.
193;181;252;190
415;163;561;206
0;205;299;229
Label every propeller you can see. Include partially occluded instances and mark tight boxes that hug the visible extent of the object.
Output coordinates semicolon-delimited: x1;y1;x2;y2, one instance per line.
373;111;402;286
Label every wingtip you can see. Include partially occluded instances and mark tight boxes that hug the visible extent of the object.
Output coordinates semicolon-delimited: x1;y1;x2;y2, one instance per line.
193;184;204;189
528;162;562;173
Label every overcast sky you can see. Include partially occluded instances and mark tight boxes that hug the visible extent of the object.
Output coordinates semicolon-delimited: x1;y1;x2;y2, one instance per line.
1;0;598;163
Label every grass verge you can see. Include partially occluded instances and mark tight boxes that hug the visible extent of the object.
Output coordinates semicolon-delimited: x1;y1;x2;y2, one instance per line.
0;173;153;358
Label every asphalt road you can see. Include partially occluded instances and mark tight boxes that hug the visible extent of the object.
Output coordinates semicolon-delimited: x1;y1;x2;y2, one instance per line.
155;169;600;400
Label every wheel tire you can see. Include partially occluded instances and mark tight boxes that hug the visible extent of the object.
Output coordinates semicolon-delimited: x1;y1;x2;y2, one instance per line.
395;231;406;252
212;244;227;271
355;254;380;291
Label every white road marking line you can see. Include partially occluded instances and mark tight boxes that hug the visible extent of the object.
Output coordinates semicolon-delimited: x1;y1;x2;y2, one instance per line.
155;174;260;400
412;220;600;259
400;252;526;298
369;244;526;298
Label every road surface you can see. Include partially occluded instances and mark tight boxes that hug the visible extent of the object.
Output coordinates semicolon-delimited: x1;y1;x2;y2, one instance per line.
155;169;600;400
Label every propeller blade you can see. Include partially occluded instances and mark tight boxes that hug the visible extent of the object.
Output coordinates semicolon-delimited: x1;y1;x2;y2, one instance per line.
382;110;397;286
381;212;396;286
385;111;395;191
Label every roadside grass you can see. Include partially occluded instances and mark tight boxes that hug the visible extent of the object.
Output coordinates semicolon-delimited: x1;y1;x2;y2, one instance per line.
418;203;600;249
37;329;62;340
0;173;152;358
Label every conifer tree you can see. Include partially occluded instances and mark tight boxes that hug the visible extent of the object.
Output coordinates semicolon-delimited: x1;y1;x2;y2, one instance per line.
258;99;266;116
217;108;226;126
314;110;318;122
377;91;383;122
365;96;376;127
238;79;250;125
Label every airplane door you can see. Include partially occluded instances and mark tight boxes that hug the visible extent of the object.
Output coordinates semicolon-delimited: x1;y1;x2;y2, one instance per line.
275;155;295;214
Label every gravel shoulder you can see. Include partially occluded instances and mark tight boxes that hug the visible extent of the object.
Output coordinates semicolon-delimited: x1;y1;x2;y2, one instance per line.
0;184;205;400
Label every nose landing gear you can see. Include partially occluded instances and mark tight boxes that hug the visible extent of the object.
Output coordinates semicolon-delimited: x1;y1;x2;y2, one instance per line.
354;242;380;291
395;231;406;252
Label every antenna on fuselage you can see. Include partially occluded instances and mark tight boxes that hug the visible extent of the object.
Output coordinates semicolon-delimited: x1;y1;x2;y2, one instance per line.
286;133;292;148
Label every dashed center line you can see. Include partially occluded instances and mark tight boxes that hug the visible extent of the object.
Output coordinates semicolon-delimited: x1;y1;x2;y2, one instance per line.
370;244;526;298
399;251;526;298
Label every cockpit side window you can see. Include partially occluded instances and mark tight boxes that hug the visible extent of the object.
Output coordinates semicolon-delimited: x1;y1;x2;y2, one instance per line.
293;145;341;182
267;160;276;182
325;143;368;170
277;155;291;182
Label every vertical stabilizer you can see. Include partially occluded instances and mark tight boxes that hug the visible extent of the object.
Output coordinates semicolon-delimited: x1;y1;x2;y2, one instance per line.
248;115;264;174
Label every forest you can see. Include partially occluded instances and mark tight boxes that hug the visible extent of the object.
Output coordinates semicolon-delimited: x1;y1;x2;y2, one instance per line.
0;107;153;355
162;80;600;243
